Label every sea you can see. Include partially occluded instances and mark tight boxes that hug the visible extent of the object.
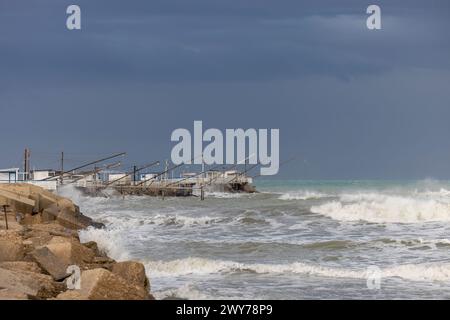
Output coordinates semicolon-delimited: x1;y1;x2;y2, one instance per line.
58;179;450;299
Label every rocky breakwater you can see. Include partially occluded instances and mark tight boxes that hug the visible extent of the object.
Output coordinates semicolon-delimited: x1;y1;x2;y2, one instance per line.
0;183;153;300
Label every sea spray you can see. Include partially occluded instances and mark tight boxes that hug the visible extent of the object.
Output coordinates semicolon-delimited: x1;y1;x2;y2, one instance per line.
311;193;450;223
144;257;450;283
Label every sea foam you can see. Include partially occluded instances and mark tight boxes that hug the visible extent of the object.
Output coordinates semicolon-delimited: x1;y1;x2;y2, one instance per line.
278;191;329;201
144;257;450;283
311;193;450;223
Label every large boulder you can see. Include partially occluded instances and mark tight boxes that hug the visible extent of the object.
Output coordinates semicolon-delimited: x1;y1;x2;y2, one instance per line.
30;246;69;281
27;223;80;239
0;239;25;262
77;268;151;300
56;208;97;230
0;184;103;231
112;261;150;291
46;236;95;265
22;229;54;247
0;187;35;215
0;288;29;300
0;267;63;299
54;290;85;300
0;261;42;274
41;204;59;222
21;213;43;225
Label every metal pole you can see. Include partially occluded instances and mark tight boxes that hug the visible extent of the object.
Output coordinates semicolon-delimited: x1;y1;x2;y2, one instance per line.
41;152;126;181
60;151;64;185
23;148;29;181
3;205;9;230
105;161;159;187
27;149;30;180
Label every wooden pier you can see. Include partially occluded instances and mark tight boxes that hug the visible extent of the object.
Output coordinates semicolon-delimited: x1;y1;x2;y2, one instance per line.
1;150;258;198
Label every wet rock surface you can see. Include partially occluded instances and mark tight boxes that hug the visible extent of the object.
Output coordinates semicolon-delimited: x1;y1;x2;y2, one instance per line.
0;184;153;300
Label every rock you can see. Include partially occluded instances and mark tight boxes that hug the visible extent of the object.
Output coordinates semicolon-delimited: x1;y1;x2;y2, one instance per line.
0;184;155;300
36;193;61;212
83;257;116;271
41;204;59;222
46;237;95;265
48;236;73;244
78;268;151;300
0;187;36;214
56;197;79;213
0;239;24;262
22;229;54;247
21;213;42;225
0;229;23;239
83;241;102;255
0;211;24;231
112;261;150;291
31;247;69;281
0;261;42;274
92;256;115;264
1;184;103;231
27;223;79;239
56;208;103;230
0;288;29;300
0;267;64;299
54;290;85;300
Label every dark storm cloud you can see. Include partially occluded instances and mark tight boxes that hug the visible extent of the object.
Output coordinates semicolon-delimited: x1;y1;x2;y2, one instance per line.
1;0;449;84
1;1;450;179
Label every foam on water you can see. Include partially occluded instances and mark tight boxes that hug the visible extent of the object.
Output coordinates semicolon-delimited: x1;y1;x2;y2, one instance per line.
144;257;450;283
278;191;330;201
80;226;131;261
311;193;450;223
417;188;450;198
152;283;211;300
144;257;362;278
146;214;222;227
205;192;246;199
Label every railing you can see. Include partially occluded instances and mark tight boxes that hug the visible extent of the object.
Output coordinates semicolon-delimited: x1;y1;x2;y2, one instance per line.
0;180;58;191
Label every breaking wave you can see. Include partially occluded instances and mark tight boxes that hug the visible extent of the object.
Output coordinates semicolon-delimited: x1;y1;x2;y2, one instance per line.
79;226;131;261
144;257;450;282
417;188;450;198
153;283;211;300
278;191;330;201
205;192;246;199
311;193;450;223
147;214;222;227
144;257;362;278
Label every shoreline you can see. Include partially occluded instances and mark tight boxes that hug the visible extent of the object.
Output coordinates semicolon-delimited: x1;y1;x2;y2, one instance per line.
0;183;154;300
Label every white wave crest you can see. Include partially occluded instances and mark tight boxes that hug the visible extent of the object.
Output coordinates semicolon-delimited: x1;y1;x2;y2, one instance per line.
278;191;329;201
311;193;450;223
79;226;131;261
147;214;221;227
382;263;450;282
145;257;450;283
153;283;210;300
144;257;363;278
417;188;450;198
205;192;246;199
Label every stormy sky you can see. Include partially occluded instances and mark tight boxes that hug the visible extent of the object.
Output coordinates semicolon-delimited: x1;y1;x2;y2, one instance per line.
1;0;450;179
